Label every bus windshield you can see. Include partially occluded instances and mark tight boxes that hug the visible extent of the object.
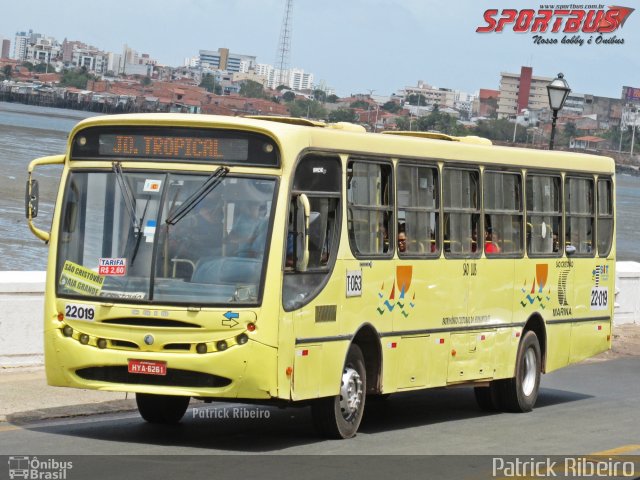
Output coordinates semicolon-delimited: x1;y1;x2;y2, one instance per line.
56;170;276;305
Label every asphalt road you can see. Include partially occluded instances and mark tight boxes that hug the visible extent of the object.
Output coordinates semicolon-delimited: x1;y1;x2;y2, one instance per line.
1;358;639;479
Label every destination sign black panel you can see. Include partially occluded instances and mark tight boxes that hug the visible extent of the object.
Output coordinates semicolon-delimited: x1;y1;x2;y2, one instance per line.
71;126;279;166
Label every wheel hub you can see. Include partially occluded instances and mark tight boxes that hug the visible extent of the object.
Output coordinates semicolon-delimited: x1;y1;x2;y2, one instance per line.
522;347;537;396
339;366;363;421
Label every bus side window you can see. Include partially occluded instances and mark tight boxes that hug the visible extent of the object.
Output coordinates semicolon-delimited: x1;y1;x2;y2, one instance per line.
346;160;393;257
283;154;342;311
565;176;594;256
526;174;562;256
443;167;480;257
597;177;614;257
397;163;439;256
484;171;523;256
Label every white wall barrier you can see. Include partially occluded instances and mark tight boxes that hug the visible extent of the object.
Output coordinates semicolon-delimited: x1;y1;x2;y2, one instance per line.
0;271;45;367
0;263;638;367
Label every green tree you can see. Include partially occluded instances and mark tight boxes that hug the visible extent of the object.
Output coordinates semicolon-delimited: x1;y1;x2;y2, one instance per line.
350;100;370;109
471;118;526;142
59;69;92;89
239;80;266;99
282;91;296;102
326;94;339;103
328;108;358;123
21;61;34;72
2;65;12;78
406;93;427;106
313;89;327;103
559;121;578;147
199;73;217;93
382;101;401;113
33;63;54;73
288;99;327;120
141;76;152;87
395;116;411;131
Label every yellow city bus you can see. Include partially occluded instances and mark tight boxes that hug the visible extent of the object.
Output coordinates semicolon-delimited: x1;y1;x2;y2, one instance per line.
25;114;615;438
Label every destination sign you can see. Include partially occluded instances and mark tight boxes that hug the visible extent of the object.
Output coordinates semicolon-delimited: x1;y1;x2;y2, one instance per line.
98;134;248;161
70;126;279;166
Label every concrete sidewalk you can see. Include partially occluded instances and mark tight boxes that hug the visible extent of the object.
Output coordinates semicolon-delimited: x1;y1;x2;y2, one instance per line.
1;324;638;425
0;367;135;424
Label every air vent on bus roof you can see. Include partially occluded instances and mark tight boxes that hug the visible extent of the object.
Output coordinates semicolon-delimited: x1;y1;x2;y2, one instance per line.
383;131;493;145
245;115;366;132
245;115;327;127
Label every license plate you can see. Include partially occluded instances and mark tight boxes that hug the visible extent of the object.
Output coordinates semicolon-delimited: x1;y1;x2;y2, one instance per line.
128;359;167;376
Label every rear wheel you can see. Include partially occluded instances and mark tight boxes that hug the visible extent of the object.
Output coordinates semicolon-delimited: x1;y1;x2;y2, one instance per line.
311;344;366;439
136;393;190;424
474;385;499;411
494;330;542;412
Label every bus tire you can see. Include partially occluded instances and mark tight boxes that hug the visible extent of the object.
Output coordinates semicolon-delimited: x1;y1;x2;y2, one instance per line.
497;330;542;413
135;393;190;424
311;344;366;439
473;385;499;411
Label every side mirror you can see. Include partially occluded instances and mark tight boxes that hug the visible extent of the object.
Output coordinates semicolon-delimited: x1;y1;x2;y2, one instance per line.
25;154;65;243
25;178;39;219
295;193;310;272
565;245;577;256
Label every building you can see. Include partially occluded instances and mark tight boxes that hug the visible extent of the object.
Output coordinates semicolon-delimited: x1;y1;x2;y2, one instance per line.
71;45;107;74
107;53;124;74
288;68;314;91
199;48;256;73
25;37;61;64
497;67;555;119
473;88;499;118
400;81;475;116
13;31;32;61
563;92;585;115
1;39;10;59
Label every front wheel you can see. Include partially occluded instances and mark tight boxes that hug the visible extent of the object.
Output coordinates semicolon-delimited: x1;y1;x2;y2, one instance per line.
494;330;542;412
136;393;190;424
311;344;366;439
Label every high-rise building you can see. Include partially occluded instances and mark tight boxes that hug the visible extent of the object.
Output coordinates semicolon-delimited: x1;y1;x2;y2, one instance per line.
199;48;256;73
1;39;10;59
497;67;553;119
13;31;30;60
26;37;60;64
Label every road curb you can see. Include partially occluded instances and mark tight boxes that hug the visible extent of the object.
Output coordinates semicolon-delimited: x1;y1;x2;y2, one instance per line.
2;399;137;425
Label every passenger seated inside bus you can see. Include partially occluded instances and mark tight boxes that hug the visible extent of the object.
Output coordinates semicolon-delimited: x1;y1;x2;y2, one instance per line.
485;227;501;254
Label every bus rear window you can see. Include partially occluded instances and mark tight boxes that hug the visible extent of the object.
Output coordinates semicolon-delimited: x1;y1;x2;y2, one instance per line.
71;126;279;166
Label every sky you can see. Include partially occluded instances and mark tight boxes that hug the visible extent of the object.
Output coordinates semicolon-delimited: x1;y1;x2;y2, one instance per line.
1;0;639;99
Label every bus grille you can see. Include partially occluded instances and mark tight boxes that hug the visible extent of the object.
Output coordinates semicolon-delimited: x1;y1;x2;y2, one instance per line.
75;367;232;388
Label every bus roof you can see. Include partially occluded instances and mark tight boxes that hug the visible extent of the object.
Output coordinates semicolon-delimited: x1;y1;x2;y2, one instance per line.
69;113;615;175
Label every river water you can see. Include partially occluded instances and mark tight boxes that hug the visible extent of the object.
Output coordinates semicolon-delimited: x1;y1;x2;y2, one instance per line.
0;101;638;270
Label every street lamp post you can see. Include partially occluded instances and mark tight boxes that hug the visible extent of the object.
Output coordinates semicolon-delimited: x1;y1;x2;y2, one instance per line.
546;73;571;150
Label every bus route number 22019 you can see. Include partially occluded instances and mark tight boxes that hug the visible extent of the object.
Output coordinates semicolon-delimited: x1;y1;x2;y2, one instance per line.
590;287;608;310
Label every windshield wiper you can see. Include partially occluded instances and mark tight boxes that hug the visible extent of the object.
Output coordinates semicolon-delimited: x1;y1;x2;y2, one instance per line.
165;166;229;225
112;162;140;232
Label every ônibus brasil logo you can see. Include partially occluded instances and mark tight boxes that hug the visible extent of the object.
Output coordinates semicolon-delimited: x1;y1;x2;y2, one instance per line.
476;5;634;45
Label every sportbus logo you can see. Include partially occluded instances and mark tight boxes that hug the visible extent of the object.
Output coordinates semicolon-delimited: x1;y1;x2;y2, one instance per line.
476;4;634;46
